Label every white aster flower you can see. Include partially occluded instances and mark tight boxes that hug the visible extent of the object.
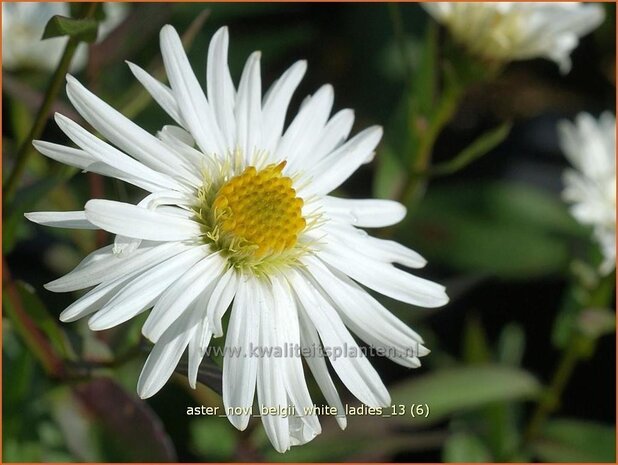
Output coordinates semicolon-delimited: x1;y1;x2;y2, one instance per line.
2;2;127;72
423;2;605;73
25;25;449;452
559;112;616;274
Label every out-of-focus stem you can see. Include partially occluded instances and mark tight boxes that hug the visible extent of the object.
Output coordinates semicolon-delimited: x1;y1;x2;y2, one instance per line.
523;335;584;442
388;3;414;85
523;270;615;443
2;259;67;378
3;2;99;203
399;86;462;207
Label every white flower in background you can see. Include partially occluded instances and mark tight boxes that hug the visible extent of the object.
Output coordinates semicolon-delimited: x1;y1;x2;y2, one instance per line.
422;2;605;73
25;25;449;452
559;112;616;274
2;2;127;72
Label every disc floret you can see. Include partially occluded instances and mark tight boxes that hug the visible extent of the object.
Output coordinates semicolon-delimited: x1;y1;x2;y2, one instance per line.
195;161;308;271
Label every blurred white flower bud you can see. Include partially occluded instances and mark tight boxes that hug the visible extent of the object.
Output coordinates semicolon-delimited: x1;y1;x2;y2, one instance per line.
2;2;128;72
559;112;616;274
423;2;605;73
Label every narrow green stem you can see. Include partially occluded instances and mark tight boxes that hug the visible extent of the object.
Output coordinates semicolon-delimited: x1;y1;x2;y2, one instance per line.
523;336;583;442
523;270;615;444
2;259;67;378
398;86;462;207
3;2;98;203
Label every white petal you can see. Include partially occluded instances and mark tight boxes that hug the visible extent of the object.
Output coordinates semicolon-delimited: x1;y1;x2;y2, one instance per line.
160;25;226;157
137;311;196;399
261;60;307;155
322;223;427;268
85;199;201;241
288;414;320;446
113;234;142;257
127;61;184;125
322;196;406;228
188;310;213;388
88;245;209;331
310;109;355;163
157;125;215;175
66;74;195;182
278;84;334;172
235;51;262;164
223;274;259;431
138;189;194;211
143;253;225;342
297;315;347;430
304;255;428;366
54;113;182;192
302;126;383;197
59;274;135;322
65;77;197;188
206;267;237;337
32;140;94;169
256;283;290;453
33;139;163;191
207;26;236;149
159;125;195;146
318;243;448;308
46;242;190;292
290;271;391;408
84;161;166;193
112;191;194;256
271;277;321;436
25;211;98;230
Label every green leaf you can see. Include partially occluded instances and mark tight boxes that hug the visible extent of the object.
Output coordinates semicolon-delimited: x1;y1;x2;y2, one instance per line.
390;365;541;425
3;283;65;377
532;418;616;462
14;281;73;359
410;21;438;119
428;123;512;177
49;387;102;462
443;432;492;462
463;315;491;364
403;182;575;278
73;378;177;462
9;98;34;146
69;3;106;22
3;177;64;254
190;418;237;461
552;285;583;348
409;214;567;278
262;431;416;463
497;323;526;366
484;183;584;237
42;15;99;43
373;145;406;199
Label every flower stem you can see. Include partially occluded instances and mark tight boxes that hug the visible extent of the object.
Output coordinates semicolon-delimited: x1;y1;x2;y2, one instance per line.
399;86;462;207
523;269;615;444
388;3;414;85
3;2;99;203
523;334;584;442
2;259;67;378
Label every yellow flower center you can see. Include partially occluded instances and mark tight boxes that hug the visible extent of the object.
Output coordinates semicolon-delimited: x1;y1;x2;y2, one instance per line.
211;161;306;258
